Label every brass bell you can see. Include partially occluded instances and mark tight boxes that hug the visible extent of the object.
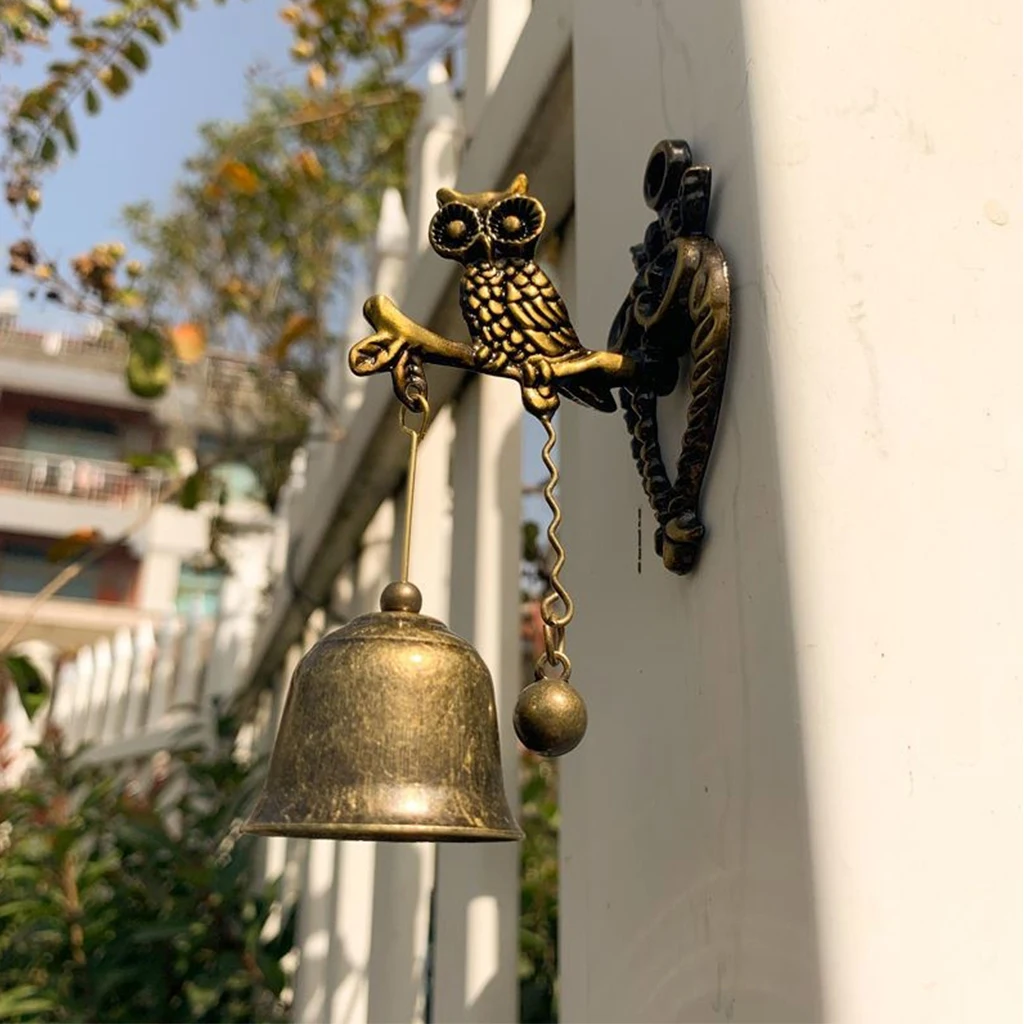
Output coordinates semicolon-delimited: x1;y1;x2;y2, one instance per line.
243;580;522;842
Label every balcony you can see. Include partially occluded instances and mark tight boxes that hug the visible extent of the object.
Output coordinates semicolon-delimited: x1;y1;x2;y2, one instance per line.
0;324;303;427
0;447;174;543
0;447;165;508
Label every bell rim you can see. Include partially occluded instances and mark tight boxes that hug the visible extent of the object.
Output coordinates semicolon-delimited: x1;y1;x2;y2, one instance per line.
241;819;523;843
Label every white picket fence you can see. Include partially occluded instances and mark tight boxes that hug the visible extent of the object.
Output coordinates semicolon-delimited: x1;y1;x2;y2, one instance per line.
3;609;232;781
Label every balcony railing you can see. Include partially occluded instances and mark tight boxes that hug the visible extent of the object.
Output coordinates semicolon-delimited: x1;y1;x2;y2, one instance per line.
0;324;127;371
0;447;166;507
0;325;302;404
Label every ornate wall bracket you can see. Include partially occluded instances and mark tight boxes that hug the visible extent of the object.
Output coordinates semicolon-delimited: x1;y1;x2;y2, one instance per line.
608;139;732;575
349;138;731;577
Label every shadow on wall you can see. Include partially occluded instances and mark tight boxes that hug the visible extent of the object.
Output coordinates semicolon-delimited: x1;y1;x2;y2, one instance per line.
560;1;825;1021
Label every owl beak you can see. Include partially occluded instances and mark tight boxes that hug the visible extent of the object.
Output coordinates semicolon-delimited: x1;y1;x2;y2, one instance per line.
480;234;492;259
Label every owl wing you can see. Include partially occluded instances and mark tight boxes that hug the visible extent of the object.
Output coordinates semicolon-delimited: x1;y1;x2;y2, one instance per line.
505;263;618;414
504;263;584;358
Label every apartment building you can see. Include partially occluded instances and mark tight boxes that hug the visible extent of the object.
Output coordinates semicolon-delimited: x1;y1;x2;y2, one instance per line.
0;290;284;655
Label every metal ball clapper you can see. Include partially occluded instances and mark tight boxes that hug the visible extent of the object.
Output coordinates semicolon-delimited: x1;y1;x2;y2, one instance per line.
245;142;733;842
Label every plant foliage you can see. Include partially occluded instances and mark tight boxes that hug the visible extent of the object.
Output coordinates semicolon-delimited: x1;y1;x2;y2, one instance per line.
0;724;296;1023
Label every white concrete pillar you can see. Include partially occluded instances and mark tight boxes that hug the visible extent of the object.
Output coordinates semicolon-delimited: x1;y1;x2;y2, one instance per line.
406;63;462;255
364;406;455;1024
373;187;410;302
463;0;532;140
291;512;394;1024
432;376;522;1024
135;549;182;613
342;189;410;426
292;837;339;1023
563;2;1021;1022
324;842;377;1024
170;609;205;716
257;649;299;894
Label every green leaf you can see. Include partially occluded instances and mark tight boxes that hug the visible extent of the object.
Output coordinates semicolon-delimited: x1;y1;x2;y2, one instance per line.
70;33;102;52
84;87;101;115
17;88;53;122
138;17;165;43
124;451;178;473
4;654;49;721
179;471;204;510
51;826;80;862
100;63;131;97
39;134;58;163
255;950;286;995
133;921;192;943
0;987;60;1021
0;897;54;921
123;39;149;71
53;108;77;153
24;1;53;28
125;327;171;398
264;904;298;960
183;981;220;1017
156;0;182;29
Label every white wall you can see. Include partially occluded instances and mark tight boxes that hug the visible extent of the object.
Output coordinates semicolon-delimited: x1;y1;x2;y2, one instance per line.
563;1;1021;1022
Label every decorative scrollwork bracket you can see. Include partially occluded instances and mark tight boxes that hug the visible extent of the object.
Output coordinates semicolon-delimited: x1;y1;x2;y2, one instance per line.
608;139;732;575
349;138;730;580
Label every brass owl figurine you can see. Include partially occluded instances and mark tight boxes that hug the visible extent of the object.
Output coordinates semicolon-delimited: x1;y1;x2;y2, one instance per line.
350;174;634;417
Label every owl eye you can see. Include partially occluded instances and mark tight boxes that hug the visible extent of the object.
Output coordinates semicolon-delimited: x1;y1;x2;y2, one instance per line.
429;202;481;257
486;195;544;247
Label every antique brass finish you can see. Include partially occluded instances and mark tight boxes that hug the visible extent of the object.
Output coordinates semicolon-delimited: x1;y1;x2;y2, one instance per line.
512;414;587;757
609;139;732;574
344;140;732;762
244;398;522;842
242;579;522;841
350;172;636;419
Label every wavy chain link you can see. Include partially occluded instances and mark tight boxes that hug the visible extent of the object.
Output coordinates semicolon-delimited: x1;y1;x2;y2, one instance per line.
536;414;573;681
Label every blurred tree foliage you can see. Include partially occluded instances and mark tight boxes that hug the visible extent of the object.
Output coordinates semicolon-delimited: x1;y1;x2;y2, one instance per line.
519;519;560;1022
519;752;559;1023
2;0;462;401
120;76;418;391
0;721;296;1023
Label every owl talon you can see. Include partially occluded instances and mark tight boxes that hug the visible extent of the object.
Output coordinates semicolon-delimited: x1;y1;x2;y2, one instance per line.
522;355;553;388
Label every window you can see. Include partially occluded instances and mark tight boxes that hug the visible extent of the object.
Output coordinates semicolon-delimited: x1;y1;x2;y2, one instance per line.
196;434;262;502
0;541;101;600
23;409;120;462
175;566;226;618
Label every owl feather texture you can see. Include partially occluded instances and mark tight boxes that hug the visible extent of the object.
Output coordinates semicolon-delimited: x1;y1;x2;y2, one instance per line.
350;174;634;416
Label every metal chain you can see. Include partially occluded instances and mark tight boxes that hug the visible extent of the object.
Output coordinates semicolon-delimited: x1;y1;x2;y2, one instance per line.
535;414;573;681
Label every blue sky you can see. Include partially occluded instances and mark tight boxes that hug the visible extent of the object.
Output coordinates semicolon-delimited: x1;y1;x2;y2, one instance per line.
1;0;298;332
0;1;461;335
